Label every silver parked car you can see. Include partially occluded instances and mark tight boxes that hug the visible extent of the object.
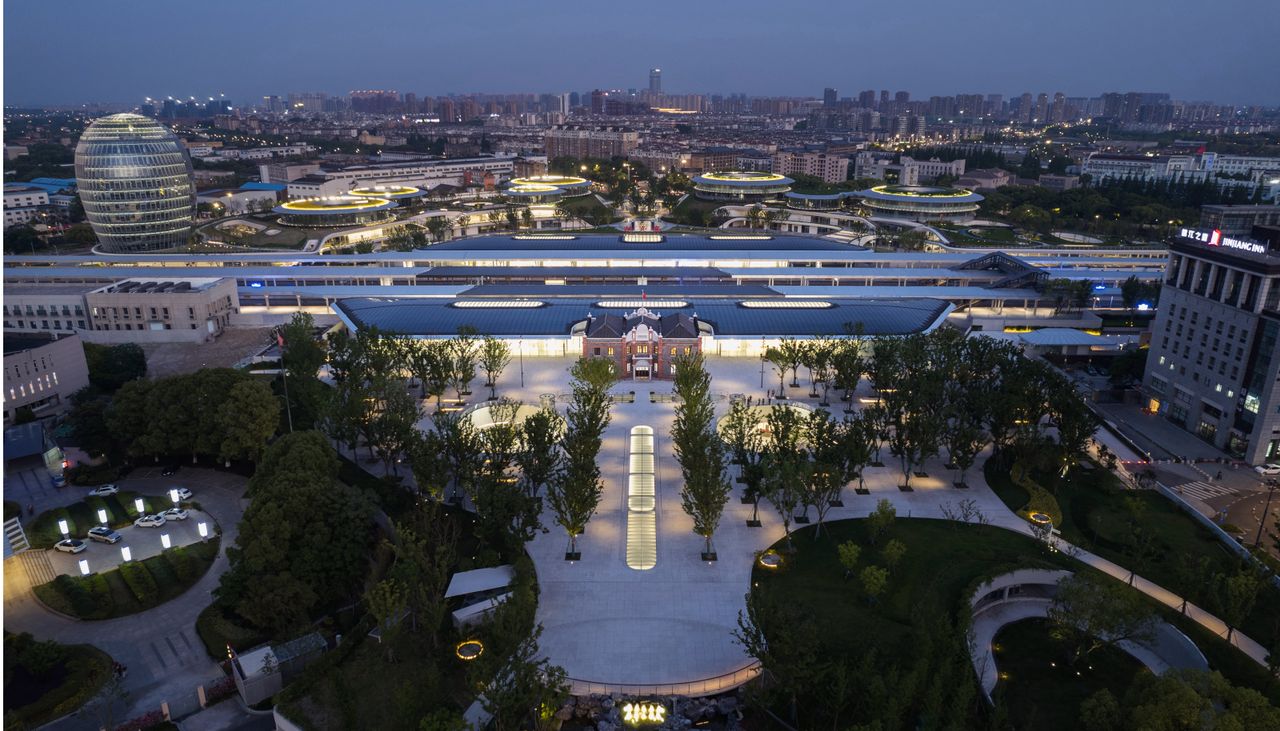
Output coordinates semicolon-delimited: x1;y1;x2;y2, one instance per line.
87;527;122;544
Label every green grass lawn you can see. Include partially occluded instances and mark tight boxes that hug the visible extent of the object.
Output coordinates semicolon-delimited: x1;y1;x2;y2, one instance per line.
556;194;620;225
664;196;723;227
966;226;1016;242
755;519;1073;655
751;516;1279;726
34;539;220;619
992;618;1148;731
985;455;1280;654
28;491;163;548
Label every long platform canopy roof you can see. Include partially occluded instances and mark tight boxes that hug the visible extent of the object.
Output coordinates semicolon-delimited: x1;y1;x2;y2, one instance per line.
333;295;951;338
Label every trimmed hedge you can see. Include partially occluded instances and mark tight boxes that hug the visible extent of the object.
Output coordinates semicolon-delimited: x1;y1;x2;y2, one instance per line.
119;562;160;606
32;538;220;620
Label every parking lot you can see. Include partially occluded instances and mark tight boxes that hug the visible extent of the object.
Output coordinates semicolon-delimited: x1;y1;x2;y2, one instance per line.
46;505;218;578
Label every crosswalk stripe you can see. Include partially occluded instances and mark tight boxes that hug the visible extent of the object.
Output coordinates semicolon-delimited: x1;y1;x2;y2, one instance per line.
1173;480;1236;502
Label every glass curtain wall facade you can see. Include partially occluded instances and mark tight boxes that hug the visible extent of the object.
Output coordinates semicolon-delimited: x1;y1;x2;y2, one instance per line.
75;114;195;253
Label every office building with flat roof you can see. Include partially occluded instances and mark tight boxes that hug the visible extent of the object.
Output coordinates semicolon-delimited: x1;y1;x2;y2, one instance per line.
1141;228;1280;464
2;333;90;424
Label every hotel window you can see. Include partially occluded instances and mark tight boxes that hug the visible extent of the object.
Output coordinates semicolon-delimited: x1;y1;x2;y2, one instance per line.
607;347;615;356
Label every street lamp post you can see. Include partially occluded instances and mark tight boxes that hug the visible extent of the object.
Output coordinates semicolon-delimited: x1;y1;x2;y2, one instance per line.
1253;480;1277;548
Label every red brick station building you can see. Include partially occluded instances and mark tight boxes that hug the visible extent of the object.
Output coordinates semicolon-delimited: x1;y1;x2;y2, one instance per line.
582;307;702;380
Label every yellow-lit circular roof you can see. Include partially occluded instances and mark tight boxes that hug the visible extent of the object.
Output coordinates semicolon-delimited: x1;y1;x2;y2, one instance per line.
509;175;590;187
348;185;422;198
278;196;393;212
700;172;787;182
506;183;561;193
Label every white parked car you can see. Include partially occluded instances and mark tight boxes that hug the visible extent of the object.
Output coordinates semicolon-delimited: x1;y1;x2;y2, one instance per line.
1255;464;1280;476
55;538;87;554
87;484;119;497
171;488;193;501
162;508;189;521
134;514;167;528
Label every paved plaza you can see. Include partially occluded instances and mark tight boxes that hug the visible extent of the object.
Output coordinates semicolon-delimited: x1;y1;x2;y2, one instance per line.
481;356;1272;695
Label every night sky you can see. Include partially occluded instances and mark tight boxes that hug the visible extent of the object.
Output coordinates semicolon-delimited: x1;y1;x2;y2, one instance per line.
5;0;1278;106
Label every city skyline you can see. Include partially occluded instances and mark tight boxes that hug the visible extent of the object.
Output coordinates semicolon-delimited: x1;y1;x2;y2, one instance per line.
5;0;1279;107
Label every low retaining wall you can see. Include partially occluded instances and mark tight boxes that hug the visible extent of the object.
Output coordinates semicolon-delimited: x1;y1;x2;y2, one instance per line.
566;662;761;699
1154;483;1280;589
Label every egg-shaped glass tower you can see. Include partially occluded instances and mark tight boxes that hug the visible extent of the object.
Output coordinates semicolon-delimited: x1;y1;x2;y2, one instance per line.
75;113;195;252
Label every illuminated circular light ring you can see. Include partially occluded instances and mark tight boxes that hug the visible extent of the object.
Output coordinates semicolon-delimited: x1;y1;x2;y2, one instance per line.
509;176;592;196
509;175;590;188
347;185;425;200
698;171;789;183
506;183;561;193
758;550;783;569
455;639;484;661
275;196;395;213
1028;512;1053;526
862;185;984;201
503;183;565;200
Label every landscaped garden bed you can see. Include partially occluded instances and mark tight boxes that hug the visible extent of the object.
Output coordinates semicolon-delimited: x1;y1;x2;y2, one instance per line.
34;538;220;619
3;632;114;729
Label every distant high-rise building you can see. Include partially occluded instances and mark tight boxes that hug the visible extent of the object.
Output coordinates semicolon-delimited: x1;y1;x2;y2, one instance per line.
823;87;838;107
1034;93;1049;123
1017;92;1034;123
350;90;399;114
288;92;328;113
879;90;890;107
649;68;662;94
75;114;194;253
545;125;639;159
1050;92;1066;123
858;90;876;108
894;91;910;104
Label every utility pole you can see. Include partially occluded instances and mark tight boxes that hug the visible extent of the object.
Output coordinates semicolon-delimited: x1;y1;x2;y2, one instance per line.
275;328;294;433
